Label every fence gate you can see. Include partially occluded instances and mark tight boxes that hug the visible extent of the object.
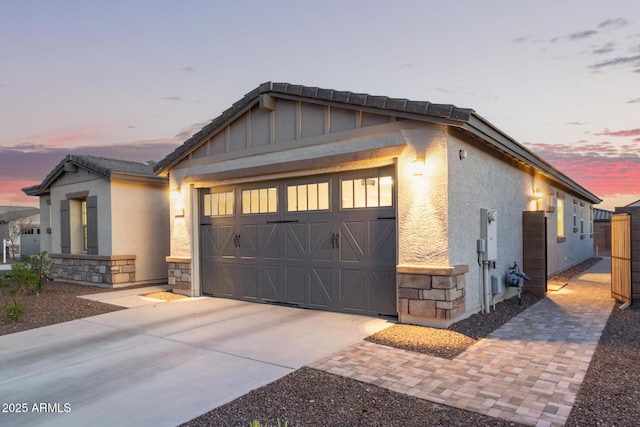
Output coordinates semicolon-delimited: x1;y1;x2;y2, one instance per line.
611;213;631;303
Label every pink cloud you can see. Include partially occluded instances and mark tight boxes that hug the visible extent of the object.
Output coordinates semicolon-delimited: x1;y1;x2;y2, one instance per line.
0;140;180;206
595;128;640;137
526;142;640;197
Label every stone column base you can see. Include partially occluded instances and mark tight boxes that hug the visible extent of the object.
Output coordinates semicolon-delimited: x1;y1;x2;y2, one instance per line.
50;254;136;287
397;264;468;328
166;256;192;296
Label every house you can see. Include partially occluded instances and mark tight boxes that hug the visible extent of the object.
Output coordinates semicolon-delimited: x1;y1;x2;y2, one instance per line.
593;208;613;256
23;155;169;287
153;82;601;327
0;206;41;258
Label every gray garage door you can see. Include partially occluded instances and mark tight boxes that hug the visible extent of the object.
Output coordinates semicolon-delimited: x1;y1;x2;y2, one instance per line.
200;167;397;316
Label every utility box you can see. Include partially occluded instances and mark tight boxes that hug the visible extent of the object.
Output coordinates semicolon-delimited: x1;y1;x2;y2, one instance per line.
480;208;498;260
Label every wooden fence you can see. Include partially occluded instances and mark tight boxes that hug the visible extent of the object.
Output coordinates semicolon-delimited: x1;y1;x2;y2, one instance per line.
611;213;631;303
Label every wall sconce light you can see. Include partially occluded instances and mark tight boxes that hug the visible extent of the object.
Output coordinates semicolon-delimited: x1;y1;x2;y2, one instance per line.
171;186;185;217
459;149;467;160
532;188;544;200
412;155;426;176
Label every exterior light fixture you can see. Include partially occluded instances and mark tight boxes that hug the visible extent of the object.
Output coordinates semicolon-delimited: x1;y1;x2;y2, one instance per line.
533;188;544;200
412;155;426;176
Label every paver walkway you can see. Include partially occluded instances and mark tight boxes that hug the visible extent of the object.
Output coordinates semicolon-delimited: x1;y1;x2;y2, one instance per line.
311;258;614;427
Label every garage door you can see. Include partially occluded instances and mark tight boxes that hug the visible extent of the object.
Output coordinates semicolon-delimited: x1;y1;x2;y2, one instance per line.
200;167;397;316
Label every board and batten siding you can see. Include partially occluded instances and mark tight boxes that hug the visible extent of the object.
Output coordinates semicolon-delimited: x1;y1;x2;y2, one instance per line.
189;99;396;159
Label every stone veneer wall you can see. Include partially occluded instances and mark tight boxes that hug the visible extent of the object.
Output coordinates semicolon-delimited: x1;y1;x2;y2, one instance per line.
397;264;469;328
167;256;191;295
50;254;136;287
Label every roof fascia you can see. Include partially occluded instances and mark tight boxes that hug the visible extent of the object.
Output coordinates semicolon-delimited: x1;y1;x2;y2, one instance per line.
461;114;601;204
155;98;261;175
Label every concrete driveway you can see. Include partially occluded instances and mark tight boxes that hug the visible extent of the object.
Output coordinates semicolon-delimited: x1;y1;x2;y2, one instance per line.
0;297;391;426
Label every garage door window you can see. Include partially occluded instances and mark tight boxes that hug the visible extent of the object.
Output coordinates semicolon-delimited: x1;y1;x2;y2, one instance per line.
204;191;234;217
341;176;393;209
287;182;329;212
242;187;278;214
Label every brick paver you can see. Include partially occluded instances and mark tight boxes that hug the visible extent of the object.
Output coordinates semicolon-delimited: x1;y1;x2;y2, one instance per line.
311;259;614;427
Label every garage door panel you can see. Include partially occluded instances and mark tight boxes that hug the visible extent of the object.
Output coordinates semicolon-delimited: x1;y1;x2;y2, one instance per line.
203;261;234;296
340;269;366;312
284;266;307;305
260;224;280;260
309;267;332;308
369;270;397;315
340;221;365;262
219;225;236;257
369;219;396;262
236;264;258;299
284;223;307;260
309;222;332;261
259;265;281;301
239;224;258;259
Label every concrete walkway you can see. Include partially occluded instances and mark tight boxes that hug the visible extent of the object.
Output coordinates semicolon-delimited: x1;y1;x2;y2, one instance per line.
311;258;614;427
0;297;391;426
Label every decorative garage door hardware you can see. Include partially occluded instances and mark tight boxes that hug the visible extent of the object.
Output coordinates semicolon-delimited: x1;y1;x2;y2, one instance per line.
330;232;340;249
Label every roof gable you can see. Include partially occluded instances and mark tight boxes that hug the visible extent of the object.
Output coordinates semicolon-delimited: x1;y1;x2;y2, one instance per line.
154;81;601;205
23;155;167;196
154;82;474;175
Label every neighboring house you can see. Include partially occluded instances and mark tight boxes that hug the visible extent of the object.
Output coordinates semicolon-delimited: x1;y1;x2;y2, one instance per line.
0;206;41;258
626;199;640;207
23;155;169;287
593;208;613;256
154;82;600;327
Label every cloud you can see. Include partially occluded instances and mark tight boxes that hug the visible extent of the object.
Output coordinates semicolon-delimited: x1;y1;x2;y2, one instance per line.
174;121;209;140
588;54;640;70
161;95;183;101
598;18;629;30
568;30;598;41
566;122;586;126
525;142;640;197
627;98;640;104
0;140;181;205
596;128;640;137
513;36;531;43
180;66;196;72
592;42;616;55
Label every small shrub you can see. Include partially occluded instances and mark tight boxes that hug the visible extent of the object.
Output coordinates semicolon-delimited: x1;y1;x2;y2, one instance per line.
24;251;52;295
5;302;23;323
0;262;38;322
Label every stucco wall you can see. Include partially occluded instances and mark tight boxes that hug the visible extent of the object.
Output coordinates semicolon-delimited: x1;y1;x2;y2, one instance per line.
39;197;52;254
447;133;533;312
111;180;170;283
446;131;595;313
396;125;449;266
49;171;110;254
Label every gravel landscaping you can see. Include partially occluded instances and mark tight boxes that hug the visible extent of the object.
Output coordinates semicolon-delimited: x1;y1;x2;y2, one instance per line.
3;256;639;426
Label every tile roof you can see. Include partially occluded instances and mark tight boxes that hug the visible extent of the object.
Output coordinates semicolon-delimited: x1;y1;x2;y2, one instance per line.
593;208;614;222
153;81;601;205
0;207;39;224
23;155;166;196
154;82;474;175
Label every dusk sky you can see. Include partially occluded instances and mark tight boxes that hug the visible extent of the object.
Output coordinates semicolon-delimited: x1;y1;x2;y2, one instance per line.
1;0;639;211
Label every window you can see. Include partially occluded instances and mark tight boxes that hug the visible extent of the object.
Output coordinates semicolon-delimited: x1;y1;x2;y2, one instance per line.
204;191;234;216
81;200;88;252
341;176;393;209
287;182;329;212
242;187;277;214
61;195;97;255
580;202;585;238
557;195;565;241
